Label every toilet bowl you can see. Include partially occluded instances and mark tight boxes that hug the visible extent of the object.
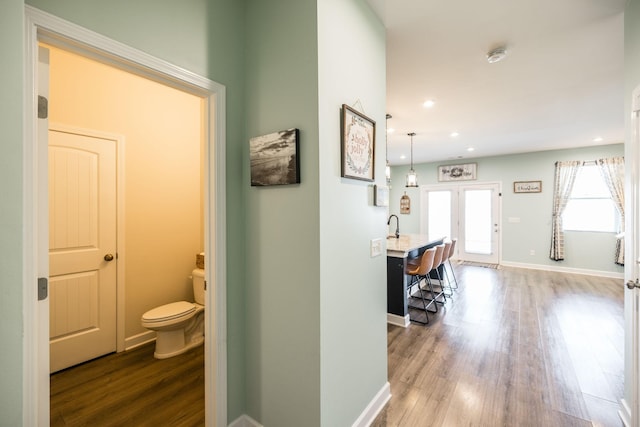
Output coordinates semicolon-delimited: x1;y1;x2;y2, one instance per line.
141;268;205;359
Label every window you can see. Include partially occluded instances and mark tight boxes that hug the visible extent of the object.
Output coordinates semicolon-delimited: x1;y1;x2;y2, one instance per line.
562;165;618;232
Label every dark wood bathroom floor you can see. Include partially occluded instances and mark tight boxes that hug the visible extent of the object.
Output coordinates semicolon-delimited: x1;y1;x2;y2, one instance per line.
50;342;204;426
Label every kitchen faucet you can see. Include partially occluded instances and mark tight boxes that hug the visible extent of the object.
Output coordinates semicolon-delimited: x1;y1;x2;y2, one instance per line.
387;214;399;238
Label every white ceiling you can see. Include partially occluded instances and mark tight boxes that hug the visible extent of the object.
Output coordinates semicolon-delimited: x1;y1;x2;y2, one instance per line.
366;0;625;166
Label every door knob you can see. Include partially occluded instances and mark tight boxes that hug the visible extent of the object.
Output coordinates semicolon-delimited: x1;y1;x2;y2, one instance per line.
626;279;639;290
104;253;114;262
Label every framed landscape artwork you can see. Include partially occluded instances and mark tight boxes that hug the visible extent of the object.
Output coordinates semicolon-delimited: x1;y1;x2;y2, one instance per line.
250;128;300;186
341;104;376;182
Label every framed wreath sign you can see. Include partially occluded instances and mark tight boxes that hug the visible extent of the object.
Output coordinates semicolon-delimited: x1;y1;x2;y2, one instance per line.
341;104;376;182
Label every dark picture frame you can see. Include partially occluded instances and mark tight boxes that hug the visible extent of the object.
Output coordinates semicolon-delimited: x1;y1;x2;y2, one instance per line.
341;104;376;182
513;180;542;193
250;128;300;186
437;163;477;182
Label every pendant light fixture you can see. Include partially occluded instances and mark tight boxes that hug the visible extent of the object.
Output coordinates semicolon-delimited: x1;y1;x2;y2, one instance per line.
406;132;418;187
385;114;392;186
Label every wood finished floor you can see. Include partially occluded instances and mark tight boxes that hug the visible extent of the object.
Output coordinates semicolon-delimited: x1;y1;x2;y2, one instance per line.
373;264;624;427
50;342;204;426
50;265;623;427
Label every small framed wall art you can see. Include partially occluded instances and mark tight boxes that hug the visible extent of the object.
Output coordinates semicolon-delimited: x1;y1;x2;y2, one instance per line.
373;185;389;207
250;128;300;186
438;163;477;182
513;181;542;193
341;104;376;182
400;192;411;214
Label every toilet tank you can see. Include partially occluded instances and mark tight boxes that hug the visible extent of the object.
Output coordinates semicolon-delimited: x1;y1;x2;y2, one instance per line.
192;268;205;305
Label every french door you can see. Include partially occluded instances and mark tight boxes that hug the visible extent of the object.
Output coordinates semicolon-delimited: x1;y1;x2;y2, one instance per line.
420;182;501;264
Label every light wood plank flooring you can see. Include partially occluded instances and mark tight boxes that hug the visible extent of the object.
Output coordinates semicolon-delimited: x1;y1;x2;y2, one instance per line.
50;341;204;426
373;264;624;427
50;265;623;427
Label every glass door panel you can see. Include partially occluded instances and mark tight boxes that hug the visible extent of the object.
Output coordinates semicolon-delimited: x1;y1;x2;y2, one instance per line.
427;190;452;240
464;189;492;255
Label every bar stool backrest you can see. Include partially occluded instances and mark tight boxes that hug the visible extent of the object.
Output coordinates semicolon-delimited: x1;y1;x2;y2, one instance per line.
433;244;445;269
416;247;437;276
449;238;457;260
443;241;452;265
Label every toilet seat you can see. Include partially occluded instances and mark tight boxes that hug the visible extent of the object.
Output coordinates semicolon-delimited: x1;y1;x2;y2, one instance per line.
142;301;195;323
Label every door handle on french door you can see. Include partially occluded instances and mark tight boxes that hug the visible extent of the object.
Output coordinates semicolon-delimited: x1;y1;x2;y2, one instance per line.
104;253;114;262
626;279;640;290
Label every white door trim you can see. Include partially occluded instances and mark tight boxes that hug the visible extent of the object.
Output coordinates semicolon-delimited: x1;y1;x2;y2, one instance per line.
23;6;227;426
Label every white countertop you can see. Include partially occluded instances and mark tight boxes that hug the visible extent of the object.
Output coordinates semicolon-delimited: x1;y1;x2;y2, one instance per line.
386;234;445;258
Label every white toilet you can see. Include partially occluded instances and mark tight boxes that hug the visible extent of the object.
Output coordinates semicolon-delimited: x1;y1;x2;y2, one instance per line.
141;268;205;359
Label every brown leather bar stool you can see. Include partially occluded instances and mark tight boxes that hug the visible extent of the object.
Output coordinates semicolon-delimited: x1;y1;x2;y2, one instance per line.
429;244;450;301
440;241;455;297
444;238;459;289
405;247;439;324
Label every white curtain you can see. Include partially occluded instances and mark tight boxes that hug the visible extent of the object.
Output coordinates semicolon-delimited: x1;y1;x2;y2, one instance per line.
550;160;582;261
597;157;625;265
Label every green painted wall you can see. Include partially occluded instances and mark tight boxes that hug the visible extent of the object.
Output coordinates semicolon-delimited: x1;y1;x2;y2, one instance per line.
9;1;386;424
625;0;640;413
20;0;247;421
0;0;24;424
244;0;387;425
244;0;322;425
389;144;625;275
317;0;387;425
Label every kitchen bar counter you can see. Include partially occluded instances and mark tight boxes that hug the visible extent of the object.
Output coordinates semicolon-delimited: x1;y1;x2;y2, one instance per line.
386;234;444;258
387;234;445;327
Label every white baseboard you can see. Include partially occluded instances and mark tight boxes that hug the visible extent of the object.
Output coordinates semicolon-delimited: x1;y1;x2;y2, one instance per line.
228;383;390;427
619;398;632;427
124;330;156;351
228;414;263;427
387;313;410;328
500;261;624;279
229;382;391;427
352;381;391;427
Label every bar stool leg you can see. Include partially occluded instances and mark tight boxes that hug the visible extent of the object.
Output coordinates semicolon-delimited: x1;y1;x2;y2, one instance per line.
446;258;459;289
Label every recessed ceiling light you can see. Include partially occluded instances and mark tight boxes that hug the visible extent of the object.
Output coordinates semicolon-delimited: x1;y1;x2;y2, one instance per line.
400;155;406;160
593;136;603;142
467;147;475;152
387;128;395;134
423;99;436;108
450;132;459;138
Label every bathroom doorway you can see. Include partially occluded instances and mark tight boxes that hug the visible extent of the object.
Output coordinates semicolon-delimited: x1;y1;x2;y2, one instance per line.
44;38;207;412
25;7;227;426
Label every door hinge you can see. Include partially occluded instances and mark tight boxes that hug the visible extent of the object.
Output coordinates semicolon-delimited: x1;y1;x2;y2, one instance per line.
38;277;48;301
204;280;207;291
38;95;48;119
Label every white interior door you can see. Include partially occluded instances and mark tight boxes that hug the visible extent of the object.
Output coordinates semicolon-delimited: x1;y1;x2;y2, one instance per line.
626;87;640;427
49;128;117;373
421;182;501;264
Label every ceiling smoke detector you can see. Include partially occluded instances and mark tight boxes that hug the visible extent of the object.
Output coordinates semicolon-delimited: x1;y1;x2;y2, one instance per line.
487;47;507;64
